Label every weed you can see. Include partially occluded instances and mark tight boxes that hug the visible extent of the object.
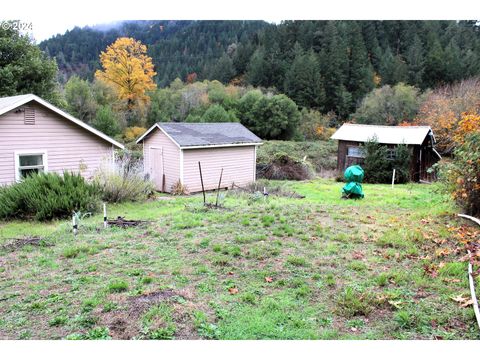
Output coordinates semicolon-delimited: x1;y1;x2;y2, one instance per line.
336;287;375;317
107;279;129;293
286;256;308;267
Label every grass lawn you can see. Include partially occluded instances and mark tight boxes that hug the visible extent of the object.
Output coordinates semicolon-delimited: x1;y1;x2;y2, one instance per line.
0;179;478;340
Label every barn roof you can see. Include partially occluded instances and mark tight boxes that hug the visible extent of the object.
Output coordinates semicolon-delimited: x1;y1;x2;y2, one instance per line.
137;122;262;148
330;123;435;145
0;94;124;149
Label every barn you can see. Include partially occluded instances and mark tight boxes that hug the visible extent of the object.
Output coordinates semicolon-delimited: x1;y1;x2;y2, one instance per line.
331;123;442;182
136;122;262;193
0;94;124;186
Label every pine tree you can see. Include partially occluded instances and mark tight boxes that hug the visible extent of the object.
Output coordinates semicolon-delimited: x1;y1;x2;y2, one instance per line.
283;46;325;109
406;35;425;86
346;22;375;110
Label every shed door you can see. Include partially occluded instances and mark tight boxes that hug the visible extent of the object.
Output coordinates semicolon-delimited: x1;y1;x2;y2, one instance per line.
150;147;164;191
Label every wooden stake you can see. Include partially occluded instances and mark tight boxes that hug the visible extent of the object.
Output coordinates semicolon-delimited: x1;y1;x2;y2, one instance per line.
391;168;396;189
198;161;206;205
215;168;224;207
103;203;107;229
72;214;78;236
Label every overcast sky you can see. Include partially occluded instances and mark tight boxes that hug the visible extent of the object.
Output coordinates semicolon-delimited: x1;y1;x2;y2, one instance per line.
6;0;480;42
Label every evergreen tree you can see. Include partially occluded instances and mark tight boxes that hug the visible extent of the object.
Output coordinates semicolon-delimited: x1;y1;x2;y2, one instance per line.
406;35;425;86
346;23;375;110
283;46;325;109
210;53;235;84
423;39;446;88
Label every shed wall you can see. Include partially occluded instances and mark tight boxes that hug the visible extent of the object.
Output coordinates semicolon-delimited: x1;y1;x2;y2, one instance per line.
143;128;181;192
182;146;256;193
0;102;112;185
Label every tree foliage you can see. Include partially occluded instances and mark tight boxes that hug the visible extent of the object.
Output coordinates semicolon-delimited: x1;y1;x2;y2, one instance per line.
0;24;60;104
353;83;423;125
95;37;157;121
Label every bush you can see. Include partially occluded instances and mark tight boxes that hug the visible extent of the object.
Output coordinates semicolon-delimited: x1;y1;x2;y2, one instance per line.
94;151;154;203
258;152;314;181
0;172;100;221
438;132;480;216
257;140;337;175
362;137;410;184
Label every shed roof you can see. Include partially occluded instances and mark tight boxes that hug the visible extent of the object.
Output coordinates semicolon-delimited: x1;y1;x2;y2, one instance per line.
137;122;262;148
330;123;434;145
0;94;124;149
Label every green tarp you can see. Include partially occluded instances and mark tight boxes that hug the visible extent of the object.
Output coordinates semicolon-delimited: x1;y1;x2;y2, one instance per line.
342;165;365;199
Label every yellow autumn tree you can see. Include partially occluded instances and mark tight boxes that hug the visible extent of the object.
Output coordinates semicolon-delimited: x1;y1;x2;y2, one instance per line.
95;37;156;123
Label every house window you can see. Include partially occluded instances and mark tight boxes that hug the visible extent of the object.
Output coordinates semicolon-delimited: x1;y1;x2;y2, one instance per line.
347;146;365;158
15;151;48;181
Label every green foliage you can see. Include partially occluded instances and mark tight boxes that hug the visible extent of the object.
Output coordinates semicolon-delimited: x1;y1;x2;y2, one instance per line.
0;24;61;104
0;172;100;221
91;105;121;137
362;137;410;184
438;133;480;216
200;104;238;123
107;279;129;293
64;75;97;122
238;92;301;140
40;20;480;116
335;286;375;317
352;83;423;125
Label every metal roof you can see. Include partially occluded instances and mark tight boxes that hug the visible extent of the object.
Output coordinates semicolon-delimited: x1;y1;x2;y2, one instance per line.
0;94;124;149
330;123;434;145
137;122;262;148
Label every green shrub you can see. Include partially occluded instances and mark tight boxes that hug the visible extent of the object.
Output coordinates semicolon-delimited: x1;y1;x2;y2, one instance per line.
438;133;480;216
362;136;410;184
0;171;100;221
93;151;154;202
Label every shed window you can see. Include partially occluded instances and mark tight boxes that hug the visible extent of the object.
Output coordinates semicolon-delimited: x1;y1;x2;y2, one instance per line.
386;148;396;160
15;152;47;181
347;146;365;158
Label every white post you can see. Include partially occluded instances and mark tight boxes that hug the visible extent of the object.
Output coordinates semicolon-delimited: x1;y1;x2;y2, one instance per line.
103;203;107;229
72;214;78;236
391;169;396;189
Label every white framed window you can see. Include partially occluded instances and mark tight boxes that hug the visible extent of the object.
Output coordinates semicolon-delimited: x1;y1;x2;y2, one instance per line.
347;146;365;158
14;150;48;182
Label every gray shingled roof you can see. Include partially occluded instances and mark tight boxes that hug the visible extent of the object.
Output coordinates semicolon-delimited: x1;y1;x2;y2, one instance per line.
156;122;262;148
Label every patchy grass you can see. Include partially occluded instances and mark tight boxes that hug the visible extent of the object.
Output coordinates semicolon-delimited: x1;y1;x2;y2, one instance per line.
0;179;478;339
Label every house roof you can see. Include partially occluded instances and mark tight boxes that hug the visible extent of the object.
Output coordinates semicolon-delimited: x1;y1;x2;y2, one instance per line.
136;122;262;148
330;123;435;145
0;94;124;149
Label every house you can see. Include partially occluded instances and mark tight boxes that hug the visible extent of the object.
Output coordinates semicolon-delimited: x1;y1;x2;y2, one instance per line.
136;122;262;193
0;94;124;186
330;123;441;182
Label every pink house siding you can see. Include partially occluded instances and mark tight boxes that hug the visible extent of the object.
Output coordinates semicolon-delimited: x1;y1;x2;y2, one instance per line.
142;129;181;192
0;102;113;185
182;146;256;193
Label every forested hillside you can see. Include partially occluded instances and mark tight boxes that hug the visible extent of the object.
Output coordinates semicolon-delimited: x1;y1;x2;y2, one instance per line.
41;20;480;116
39;20;269;85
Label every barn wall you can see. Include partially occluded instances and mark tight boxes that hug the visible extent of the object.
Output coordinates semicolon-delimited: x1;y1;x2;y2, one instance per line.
0;102;112;186
337;140;364;171
143;128;181;192
182;146;256;193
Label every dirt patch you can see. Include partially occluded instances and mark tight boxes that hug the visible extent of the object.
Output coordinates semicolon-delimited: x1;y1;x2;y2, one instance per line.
107;217;151;228
97;290;181;339
1;236;51;252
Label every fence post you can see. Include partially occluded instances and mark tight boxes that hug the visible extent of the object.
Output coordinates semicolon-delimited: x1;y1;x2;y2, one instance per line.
391;168;396;189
